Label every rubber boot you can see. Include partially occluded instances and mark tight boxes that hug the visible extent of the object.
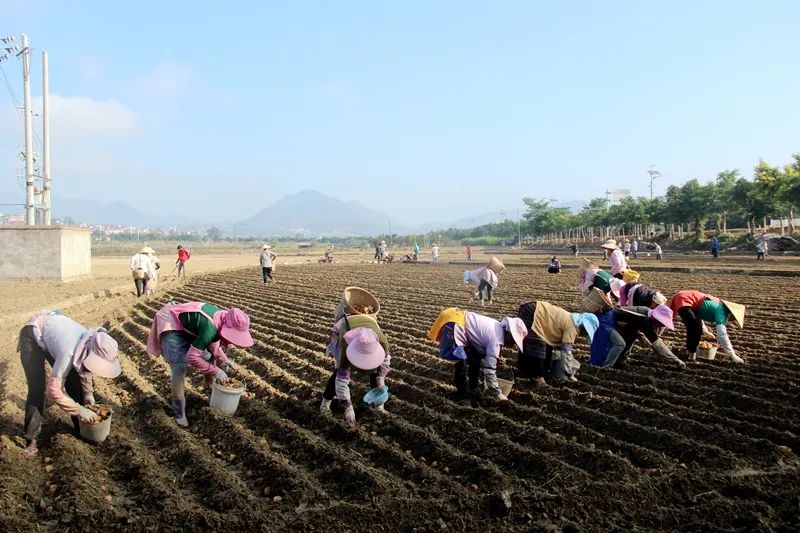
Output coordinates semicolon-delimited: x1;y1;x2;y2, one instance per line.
173;398;189;427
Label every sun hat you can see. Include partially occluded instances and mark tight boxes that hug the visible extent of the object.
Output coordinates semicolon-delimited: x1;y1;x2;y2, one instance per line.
601;239;618;250
610;278;624;299
501;317;528;352
343;327;386;371
218;308;254;347
622;269;640;284
648;305;675;331
73;329;122;379
571;312;599;341
140;246;155;254
721;300;745;328
262;244;271;249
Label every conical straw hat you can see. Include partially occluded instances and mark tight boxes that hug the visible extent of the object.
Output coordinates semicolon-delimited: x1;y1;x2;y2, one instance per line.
721;300;745;328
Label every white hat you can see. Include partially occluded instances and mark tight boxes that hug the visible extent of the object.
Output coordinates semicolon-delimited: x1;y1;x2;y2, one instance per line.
262;244;271;249
601;239;618;250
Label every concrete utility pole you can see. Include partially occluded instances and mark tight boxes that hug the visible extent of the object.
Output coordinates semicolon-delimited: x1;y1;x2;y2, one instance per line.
20;34;35;225
42;50;51;225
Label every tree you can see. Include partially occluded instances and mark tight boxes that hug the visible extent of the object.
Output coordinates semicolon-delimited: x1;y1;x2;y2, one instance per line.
206;226;223;240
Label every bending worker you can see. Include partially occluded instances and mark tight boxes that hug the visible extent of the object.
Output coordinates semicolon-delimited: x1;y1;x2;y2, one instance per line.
516;301;599;384
669;290;745;363
577;259;617;298
618;277;668;309
321;313;390;423
19;311;122;456
428;309;527;403
601;239;628;279
590;306;686;369
147;301;254;426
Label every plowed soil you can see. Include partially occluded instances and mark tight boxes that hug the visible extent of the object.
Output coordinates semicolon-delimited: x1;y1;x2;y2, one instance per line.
1;263;798;531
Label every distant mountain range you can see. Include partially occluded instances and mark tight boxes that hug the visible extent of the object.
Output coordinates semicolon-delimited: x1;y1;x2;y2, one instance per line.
48;190;588;237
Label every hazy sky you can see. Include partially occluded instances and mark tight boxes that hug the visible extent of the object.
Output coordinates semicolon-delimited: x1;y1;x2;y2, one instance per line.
1;1;798;225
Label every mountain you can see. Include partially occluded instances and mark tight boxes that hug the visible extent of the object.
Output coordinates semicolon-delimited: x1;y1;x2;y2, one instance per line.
53;197;199;228
235;190;410;237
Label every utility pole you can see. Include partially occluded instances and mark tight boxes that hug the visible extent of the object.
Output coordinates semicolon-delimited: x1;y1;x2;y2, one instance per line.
21;34;34;225
388;218;392;246
42;50;51;225
517;208;521;246
647;165;662;200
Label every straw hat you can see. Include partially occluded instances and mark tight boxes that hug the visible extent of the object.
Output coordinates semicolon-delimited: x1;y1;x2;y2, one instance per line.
262;244;271;249
344;327;386;371
721;300;745;328
622;269;640;284
140;246;155;254
600;239;618;250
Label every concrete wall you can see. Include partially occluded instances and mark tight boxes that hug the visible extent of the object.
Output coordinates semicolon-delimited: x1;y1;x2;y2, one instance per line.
0;226;91;280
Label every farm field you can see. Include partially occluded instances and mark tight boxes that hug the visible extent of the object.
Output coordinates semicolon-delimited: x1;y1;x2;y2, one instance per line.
1;263;799;531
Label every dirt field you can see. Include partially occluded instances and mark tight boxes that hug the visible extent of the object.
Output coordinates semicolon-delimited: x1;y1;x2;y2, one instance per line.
1;262;798;531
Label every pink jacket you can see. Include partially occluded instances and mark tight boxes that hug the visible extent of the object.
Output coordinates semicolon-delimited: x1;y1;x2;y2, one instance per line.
609;249;628;275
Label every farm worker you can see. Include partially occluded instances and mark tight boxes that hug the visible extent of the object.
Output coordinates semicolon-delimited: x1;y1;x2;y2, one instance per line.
432;243;440;262
623;239;631;258
145;249;161;295
373;242;381;262
655;242;663;260
711;237;719;259
571;243;579;258
601;239;628;278
466;245;473;261
577;259;618;298
413;242;420;256
466;257;505;306
631;239;639;259
669;290;745;363
589;306;686;369
176;245;191;277
379;240;388;261
428;309;527;402
146;302;254;426
548;256;562;274
18;310;121;456
516;301;598;384
130;246;156;298
618;279;668;308
320;314;390;423
259;244;277;283
756;239;767;261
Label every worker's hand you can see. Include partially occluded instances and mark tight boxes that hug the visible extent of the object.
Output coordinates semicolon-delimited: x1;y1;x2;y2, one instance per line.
703;330;716;341
214;368;228;382
495;393;509;401
83;393;96;406
79;406;99;424
731;354;745;364
344;405;355;423
221;360;235;373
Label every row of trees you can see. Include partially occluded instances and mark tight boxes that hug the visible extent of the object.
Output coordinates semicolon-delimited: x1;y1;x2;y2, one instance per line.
400;153;798;246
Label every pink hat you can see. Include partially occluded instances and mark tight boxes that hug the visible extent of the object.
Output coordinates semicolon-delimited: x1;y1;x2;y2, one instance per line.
74;329;122;379
343;327;386;371
648;305;675;331
501;317;528;352
610;278;624;299
218;308;254;348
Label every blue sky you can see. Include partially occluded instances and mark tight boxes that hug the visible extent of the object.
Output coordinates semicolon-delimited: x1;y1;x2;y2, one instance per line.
1;1;798;225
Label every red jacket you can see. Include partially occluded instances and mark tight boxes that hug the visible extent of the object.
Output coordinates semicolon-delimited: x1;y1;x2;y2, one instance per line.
177;249;191;262
669;290;718;313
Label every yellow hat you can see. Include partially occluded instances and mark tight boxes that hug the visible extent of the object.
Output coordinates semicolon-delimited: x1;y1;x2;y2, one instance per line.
622;269;640;284
140;246;154;254
721;300;745;328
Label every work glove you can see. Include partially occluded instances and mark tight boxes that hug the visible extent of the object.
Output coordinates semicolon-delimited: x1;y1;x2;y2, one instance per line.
214;368;228;382
79;406;100;424
344;405;355;423
221;360;235;373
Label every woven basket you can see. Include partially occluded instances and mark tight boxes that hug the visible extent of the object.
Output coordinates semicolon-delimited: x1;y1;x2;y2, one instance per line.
579;288;613;314
487;256;506;274
334;286;380;320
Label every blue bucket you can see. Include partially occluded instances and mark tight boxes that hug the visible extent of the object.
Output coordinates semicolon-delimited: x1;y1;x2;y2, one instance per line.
363;385;389;407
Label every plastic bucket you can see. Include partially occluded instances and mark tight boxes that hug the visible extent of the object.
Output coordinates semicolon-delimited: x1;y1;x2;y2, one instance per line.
209;380;246;415
497;378;514;397
363;385;389;407
78;406;113;444
697;345;718;360
579;288;613;314
334;286;380;321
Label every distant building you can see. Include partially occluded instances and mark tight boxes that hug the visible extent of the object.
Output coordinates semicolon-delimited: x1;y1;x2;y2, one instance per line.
297;242;312;248
607;189;631;206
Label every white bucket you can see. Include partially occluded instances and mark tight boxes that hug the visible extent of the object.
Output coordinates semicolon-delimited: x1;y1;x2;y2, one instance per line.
78;406;113;444
497;378;514;397
210;380;246;415
697;345;718;360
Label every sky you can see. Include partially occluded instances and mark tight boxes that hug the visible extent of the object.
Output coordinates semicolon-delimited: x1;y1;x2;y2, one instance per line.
1;1;799;226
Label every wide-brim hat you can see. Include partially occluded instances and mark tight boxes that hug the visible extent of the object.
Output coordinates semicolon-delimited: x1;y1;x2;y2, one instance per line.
648;304;675;331
140;246;155;254
219;308;254;347
601;239;618;250
571;312;599;341
622;269;640;284
344;327;386;370
76;330;122;379
610;278;624;299
262;244;271;249
721;300;745;328
501;317;528;352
